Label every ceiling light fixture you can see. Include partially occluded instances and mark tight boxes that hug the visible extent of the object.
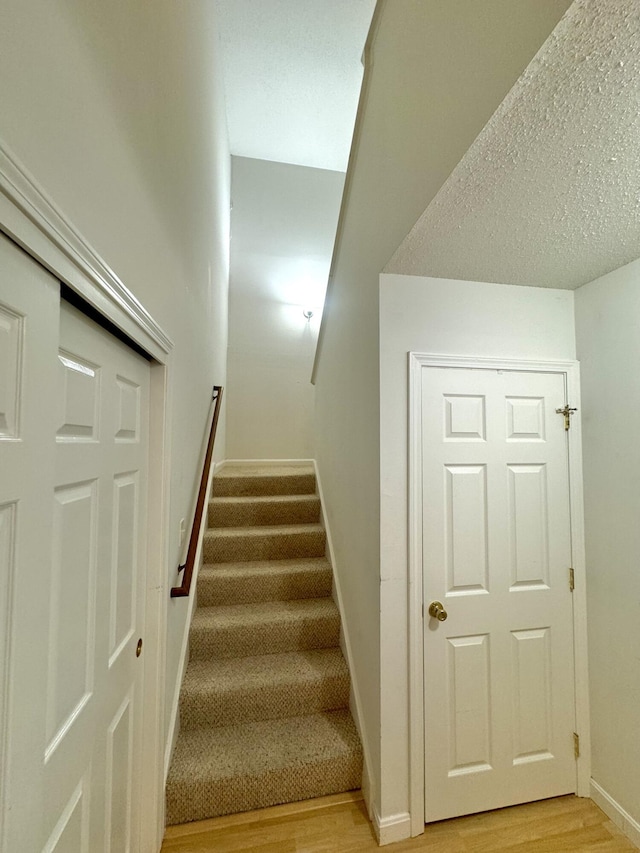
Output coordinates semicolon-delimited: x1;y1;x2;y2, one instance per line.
303;309;314;320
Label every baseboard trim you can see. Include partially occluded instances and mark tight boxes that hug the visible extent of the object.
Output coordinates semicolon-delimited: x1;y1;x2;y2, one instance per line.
360;757;374;823
591;780;640;849
373;807;412;846
313;460;376;823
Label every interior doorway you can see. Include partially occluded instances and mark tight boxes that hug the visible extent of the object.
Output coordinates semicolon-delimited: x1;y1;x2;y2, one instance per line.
408;353;590;832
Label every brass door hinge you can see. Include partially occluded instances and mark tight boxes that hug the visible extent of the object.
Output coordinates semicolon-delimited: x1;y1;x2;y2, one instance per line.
573;732;580;759
556;405;578;430
569;567;575;592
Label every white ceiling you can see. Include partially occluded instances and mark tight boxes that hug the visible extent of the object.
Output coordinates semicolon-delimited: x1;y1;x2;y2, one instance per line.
214;0;376;173
386;0;640;290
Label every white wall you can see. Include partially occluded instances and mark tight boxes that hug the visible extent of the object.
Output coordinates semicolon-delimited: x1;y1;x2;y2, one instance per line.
379;273;576;824
312;0;573;831
0;0;230;751
227;157;344;459
575;259;640;834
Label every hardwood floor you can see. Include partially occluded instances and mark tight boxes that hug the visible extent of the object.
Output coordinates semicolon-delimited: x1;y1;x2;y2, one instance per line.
162;791;638;852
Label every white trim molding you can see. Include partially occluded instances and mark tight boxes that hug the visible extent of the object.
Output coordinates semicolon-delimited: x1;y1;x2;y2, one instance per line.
591;780;640;849
0;139;172;363
373;807;412;846
408;353;591;833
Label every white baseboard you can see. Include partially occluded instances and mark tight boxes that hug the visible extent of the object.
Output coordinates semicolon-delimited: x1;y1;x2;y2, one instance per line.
360;753;374;822
312;460;376;823
373;807;412;846
591;780;640;849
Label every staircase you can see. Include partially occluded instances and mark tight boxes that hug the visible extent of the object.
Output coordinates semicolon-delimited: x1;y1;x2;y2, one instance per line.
165;463;362;826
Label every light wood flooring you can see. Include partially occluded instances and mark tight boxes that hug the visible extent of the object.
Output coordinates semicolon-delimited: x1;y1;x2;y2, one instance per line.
162;791;638;852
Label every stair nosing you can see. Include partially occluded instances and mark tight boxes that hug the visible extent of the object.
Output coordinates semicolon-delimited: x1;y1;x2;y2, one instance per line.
182;648;348;687
199;556;331;571
205;523;324;537
210;494;319;504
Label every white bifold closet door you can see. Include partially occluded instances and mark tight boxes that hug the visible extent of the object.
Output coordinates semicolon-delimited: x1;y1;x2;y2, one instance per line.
0;232;149;853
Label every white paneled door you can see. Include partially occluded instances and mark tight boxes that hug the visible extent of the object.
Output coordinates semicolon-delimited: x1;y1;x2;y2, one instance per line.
422;366;576;822
1;233;150;852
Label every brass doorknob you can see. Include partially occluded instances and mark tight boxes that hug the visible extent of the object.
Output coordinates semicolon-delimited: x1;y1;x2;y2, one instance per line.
428;601;448;621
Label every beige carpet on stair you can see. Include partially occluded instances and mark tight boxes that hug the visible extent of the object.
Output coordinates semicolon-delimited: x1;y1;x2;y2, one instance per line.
165;463;362;825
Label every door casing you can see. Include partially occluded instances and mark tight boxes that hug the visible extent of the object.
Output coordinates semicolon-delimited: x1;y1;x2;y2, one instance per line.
407;353;590;836
0;139;173;852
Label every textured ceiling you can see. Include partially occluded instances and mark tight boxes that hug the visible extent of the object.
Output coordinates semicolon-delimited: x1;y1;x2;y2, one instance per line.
214;0;376;172
386;0;640;290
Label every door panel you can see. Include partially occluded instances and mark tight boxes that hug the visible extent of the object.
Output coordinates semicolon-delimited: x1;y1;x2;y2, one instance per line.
0;302;23;439
447;633;491;776
445;463;488;593
47;480;97;756
105;694;134;852
422;367;576;822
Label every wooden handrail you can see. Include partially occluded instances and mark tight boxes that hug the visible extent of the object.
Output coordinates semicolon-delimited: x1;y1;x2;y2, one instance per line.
171;385;224;598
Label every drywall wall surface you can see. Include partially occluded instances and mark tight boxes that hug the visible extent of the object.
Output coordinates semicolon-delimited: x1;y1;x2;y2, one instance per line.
215;0;375;172
0;0;230;748
312;0;572;826
379;273;576;820
227;157;344;459
387;0;640;291
575;259;640;829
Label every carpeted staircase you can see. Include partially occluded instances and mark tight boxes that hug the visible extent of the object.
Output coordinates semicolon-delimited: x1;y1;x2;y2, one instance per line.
165;463;363;825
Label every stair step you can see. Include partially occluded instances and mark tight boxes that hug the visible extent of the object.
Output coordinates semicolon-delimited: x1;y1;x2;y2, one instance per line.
203;524;326;563
179;649;350;729
212;464;316;497
165;710;362;825
197;558;333;606
208;494;321;527
189;598;340;660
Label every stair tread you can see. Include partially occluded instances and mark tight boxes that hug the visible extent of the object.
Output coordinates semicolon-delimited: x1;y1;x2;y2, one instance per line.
197;558;333;606
212;466;316;497
210;494;319;506
200;556;331;574
183;648;348;693
168;709;361;781
205;523;323;538
192;597;337;629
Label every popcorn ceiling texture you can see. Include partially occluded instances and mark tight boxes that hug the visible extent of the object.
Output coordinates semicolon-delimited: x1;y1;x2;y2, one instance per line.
385;0;640;290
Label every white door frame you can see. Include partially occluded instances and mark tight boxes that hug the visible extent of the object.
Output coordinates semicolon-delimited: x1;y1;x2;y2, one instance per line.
408;352;590;836
0;138;173;851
